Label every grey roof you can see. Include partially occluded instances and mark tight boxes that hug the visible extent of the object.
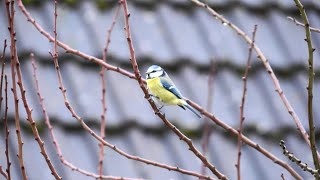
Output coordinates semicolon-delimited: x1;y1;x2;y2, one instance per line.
0;0;319;179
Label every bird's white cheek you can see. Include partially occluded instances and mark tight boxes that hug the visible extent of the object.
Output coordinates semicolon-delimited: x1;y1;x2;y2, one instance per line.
149;71;163;78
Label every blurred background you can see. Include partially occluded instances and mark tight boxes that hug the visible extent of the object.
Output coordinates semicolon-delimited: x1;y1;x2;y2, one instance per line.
1;0;320;179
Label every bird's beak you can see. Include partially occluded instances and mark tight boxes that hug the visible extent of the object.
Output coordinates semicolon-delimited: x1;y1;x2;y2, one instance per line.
146;73;150;79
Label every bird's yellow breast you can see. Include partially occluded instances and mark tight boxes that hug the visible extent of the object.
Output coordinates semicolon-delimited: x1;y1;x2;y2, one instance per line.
146;77;182;105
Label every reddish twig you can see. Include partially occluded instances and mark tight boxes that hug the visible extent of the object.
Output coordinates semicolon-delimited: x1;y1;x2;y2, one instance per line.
98;4;121;178
0;42;10;180
189;0;317;160
4;75;11;180
120;0;225;179
287;17;320;33
236;25;257;180
5;1;28;179
0;40;7;115
0;166;8;180
200;61;216;177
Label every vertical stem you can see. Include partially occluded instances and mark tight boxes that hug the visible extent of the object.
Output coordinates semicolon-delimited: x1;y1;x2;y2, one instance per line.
4;75;11;180
98;4;121;178
0;40;7;115
236;25;257;180
4;0;28;179
293;0;320;175
200;61;216;177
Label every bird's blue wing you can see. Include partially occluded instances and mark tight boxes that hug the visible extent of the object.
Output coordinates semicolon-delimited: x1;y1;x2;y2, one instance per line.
160;78;183;99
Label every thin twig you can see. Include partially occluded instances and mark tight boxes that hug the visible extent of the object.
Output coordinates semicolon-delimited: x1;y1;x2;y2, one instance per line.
4;75;11;180
120;0;225;179
281;173;285;180
0;41;10;180
0;166;8;180
0;40;7;115
236;25;257;180
17;0;301;178
98;4;121;178
280;140;320;177
287;17;320;33
292;0;320;175
5;0;28;179
200;61;216;177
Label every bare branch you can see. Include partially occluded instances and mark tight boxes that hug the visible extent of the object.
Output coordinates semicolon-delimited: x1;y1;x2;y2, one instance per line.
200;61;216;177
5;0;28;179
0;41;10;180
0;40;7;114
98;4;121;178
287;17;320;33
0;166;8;180
236;24;258;180
292;0;320;174
4;75;11;180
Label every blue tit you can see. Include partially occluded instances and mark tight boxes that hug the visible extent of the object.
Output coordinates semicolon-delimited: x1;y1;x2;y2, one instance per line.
146;65;201;118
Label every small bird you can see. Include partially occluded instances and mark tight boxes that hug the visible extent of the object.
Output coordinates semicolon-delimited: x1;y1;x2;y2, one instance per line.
146;65;201;118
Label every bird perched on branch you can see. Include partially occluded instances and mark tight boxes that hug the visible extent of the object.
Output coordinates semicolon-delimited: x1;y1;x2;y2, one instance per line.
146;65;201;118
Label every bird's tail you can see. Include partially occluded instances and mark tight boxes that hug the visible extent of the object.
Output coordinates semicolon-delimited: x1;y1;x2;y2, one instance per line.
184;103;201;118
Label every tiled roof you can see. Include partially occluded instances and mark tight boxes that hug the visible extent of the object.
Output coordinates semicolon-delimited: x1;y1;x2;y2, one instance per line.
0;0;320;179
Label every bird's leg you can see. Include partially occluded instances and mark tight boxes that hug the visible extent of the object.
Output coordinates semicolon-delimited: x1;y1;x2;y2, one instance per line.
159;105;164;110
